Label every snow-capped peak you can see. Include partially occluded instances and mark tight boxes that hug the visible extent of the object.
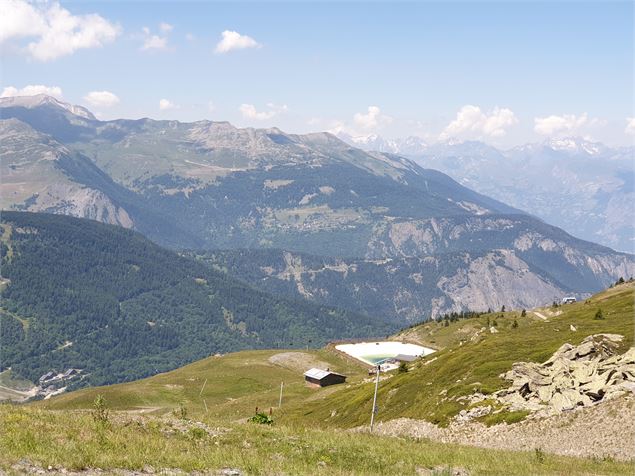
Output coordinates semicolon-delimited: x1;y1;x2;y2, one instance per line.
336;132;428;155
545;137;605;155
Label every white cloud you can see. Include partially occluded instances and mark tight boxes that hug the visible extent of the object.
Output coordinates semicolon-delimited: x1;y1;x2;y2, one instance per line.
1;84;63;99
353;106;393;130
83;91;119;108
159;22;173;34
207;100;215;112
142;34;168;51
624;118;635;136
534;113;593;136
159;98;177;110
185;33;195;42
0;0;120;61
239;103;287;120
140;24;172;51
215;30;261;54
440;105;518;140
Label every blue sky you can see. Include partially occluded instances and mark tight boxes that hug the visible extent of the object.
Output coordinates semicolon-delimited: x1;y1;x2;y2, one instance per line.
1;1;634;146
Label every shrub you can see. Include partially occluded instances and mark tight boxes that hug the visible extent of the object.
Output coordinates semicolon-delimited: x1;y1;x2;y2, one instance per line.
512;319;518;329
398;362;408;373
174;402;188;420
92;394;109;425
521;309;526;317
594;309;604;320
188;427;207;439
249;412;274;425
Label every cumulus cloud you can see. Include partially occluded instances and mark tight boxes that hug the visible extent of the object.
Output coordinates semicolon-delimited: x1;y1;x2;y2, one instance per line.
533;113;595;136
1;84;63;99
140;24;173;51
353;106;393;130
215;30;261;54
624;117;635;136
0;0;120;61
159;98;177;110
440;105;518;140
159;22;173;34
239;103;287;120
83;91;119;108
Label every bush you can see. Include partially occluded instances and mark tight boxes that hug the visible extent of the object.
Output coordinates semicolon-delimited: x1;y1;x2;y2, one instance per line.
521;309;526;317
92;394;109;425
398;362;408;373
174;402;187;420
249;412;274;425
594;309;604;320
512;319;518;329
188;427;207;439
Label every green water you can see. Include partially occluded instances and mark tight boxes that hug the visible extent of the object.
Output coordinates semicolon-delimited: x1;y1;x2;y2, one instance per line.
359;354;396;365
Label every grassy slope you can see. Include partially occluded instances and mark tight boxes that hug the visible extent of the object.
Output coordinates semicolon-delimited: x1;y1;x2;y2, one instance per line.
37;348;368;422
2;405;633;476
289;282;635;427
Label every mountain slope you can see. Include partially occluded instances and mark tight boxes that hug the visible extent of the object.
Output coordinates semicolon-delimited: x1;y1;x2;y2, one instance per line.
197;244;632;322
338;133;634;253
0;212;391;388
1;96;633;318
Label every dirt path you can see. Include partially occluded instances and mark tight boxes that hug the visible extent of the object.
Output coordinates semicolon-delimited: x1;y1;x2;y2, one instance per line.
0;384;37;403
533;311;548;320
369;395;635;461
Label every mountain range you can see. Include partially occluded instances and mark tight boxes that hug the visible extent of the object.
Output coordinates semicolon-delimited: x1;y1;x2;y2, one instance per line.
338;132;634;253
1;94;633;323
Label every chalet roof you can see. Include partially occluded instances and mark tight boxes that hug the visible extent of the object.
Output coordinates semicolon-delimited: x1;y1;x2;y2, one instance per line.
303;368;345;380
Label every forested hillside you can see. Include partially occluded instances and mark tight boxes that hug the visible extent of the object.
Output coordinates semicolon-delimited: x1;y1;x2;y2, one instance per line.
0;212;390;387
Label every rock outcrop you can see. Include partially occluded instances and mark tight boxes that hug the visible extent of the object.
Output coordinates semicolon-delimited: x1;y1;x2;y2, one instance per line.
495;334;635;415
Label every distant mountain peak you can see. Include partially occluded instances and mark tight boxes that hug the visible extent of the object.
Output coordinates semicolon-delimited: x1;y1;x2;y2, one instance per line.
336;132;428;155
0;94;96;120
544;136;606;155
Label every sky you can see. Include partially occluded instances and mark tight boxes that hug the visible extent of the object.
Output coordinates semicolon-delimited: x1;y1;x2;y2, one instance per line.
1;0;634;147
